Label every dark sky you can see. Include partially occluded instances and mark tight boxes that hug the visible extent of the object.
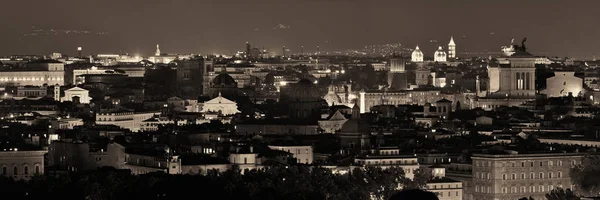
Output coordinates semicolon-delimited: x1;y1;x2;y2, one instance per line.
2;0;599;59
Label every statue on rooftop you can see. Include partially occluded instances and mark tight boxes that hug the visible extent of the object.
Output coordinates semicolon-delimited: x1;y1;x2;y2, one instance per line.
512;37;528;52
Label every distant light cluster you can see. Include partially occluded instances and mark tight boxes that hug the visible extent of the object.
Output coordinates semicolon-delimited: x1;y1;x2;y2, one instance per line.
23;27;108;37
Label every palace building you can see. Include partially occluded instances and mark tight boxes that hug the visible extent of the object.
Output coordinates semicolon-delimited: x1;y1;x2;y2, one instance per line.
0;59;65;86
471;152;584;200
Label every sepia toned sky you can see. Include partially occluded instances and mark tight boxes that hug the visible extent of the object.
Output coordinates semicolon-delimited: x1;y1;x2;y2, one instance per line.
1;0;599;59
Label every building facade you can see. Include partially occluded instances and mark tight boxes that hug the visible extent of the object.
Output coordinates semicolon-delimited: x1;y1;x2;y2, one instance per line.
0;150;47;181
471;153;584;200
268;145;313;164
96;111;160;132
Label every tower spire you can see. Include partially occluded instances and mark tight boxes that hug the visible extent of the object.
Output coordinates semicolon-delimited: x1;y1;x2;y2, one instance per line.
449;36;456;46
155;44;161;56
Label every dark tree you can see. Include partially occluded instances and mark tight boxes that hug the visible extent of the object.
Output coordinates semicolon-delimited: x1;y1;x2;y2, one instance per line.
571;155;600;196
546;188;580;200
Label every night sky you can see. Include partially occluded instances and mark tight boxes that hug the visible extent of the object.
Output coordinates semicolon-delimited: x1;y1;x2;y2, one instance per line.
2;0;599;59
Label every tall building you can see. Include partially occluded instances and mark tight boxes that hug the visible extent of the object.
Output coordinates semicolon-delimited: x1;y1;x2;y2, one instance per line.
155;44;161;56
411;45;424;62
434;46;447;62
176;57;212;99
448;36;456;58
478;48;536;110
388;56;408;90
389;57;406;73
471;152;584;200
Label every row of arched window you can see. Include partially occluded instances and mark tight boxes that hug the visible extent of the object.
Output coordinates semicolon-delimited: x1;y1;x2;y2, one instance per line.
476;185;566;194
475;171;563;180
475;159;579;168
1;164;41;176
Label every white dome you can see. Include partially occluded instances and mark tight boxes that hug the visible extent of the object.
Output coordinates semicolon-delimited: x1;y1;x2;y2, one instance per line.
411;45;424;62
434;46;447;62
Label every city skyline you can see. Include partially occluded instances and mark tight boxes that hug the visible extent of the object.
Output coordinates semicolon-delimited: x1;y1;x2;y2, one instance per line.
1;0;600;58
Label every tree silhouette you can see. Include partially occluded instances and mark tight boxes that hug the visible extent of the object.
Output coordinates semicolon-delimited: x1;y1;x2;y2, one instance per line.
546;188;580;200
571;155;600;196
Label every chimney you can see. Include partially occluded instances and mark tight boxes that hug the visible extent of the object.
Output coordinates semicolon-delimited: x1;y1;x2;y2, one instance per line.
250;146;254;153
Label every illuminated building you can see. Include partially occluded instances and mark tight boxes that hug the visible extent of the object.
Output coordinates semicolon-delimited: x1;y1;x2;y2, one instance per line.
200;92;241;116
478;50;537;110
388;57;408;90
434;46;447;62
353;148;419;179
72;66;145;85
411;45;424;62
541;71;583;97
0;150;47;181
14;86;48;99
358;89;467;113
148;44;177;64
323;82;356;107
448;36;456;58
95;111;160;132
59;86;92;104
471;152;584;200
389;57;406;72
318;110;348;133
0;59;65;86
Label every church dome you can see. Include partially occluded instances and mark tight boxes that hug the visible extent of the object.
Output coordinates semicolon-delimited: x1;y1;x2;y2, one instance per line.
434;46;447;62
264;72;276;85
297;78;314;86
435;46;446;57
411;45;424;62
339;119;370;134
281;78;321;101
213;73;236;85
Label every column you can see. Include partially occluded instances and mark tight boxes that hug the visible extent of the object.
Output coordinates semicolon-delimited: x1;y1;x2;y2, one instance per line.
515;72;520;90
360;92;366;113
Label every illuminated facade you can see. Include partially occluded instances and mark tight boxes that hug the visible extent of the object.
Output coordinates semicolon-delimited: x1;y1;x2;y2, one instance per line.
434;46;447;62
353;148;419;179
478;52;537;110
411;45;424;62
358;89;466;113
0;60;65;86
95;111;160;132
60;86;92;104
200;93;241;116
389;57;406;72
448;36;456;58
323;83;357;107
541;72;583;97
148;44;177;64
